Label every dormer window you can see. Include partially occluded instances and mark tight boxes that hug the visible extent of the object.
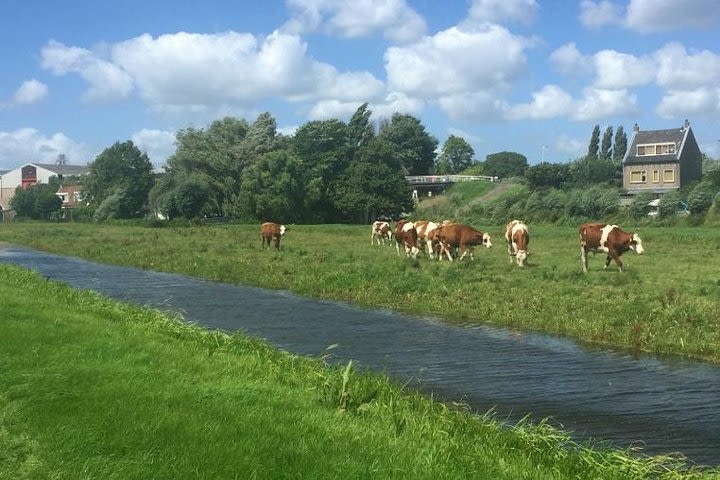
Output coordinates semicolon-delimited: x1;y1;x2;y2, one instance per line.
636;143;676;156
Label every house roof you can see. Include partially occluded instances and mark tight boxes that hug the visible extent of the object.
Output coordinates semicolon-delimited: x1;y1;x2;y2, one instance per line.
623;127;689;165
33;163;89;176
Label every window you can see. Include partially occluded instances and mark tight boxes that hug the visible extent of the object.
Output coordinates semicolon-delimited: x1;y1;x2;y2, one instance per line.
637;143;676;156
663;169;675;182
653;170;659;183
630;170;647;183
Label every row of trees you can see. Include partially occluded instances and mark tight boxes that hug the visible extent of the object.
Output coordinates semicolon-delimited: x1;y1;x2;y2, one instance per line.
21;105;482;223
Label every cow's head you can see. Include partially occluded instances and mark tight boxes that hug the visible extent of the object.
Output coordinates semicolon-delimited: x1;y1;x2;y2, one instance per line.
280;225;287;236
516;250;528;266
629;233;643;254
482;233;493;248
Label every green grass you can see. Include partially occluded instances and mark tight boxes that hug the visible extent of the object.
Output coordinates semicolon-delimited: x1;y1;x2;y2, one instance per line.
1;264;715;479
1;222;719;362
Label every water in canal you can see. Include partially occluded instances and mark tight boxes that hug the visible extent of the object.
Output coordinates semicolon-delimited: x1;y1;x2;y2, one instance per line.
2;245;719;466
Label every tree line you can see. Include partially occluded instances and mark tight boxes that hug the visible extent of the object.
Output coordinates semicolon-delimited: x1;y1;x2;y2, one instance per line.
12;104;486;223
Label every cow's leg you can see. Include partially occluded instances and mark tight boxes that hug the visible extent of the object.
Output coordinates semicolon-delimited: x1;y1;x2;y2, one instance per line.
507;241;514;264
395;241;401;256
274;235;281;251
609;251;623;272
604;255;612;270
580;245;588;273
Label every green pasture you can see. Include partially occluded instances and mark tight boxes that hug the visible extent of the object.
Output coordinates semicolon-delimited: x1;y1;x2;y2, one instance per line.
0;264;714;479
0;222;719;362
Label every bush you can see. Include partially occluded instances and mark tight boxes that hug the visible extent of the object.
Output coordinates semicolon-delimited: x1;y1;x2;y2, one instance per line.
629;192;655;219
658;191;682;219
687;181;715;215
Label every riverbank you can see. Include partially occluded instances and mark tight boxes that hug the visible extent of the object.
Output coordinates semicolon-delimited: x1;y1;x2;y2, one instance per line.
0;222;718;362
1;263;713;478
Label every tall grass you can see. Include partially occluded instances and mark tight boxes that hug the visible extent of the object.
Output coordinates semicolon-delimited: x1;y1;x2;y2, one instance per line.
1;264;714;478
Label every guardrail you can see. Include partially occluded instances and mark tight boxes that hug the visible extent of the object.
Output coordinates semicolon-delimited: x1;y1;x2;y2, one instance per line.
405;175;497;184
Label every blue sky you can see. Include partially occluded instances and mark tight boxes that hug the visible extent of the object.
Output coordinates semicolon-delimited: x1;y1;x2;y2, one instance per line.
1;0;719;171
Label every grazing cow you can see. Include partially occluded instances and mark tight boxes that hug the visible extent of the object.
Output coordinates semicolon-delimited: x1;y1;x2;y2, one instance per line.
414;220;443;259
434;223;492;261
260;222;286;251
394;220;420;258
370;220;392;246
505;220;530;267
579;223;644;273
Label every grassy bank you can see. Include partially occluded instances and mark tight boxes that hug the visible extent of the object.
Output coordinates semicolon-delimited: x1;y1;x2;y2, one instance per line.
0;222;719;363
0;264;714;478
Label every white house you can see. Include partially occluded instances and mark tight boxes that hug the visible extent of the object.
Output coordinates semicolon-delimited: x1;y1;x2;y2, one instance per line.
0;163;89;211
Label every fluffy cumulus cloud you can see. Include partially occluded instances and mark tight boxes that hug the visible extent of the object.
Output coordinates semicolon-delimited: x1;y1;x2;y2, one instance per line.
572;87;638;121
14;79;48;105
0;128;88;169
656;88;720;119
625;0;720;33
130;129;177;167
550;43;593;76
579;0;623;28
654;43;720;90
592;50;655;89
41;32;384;112
464;0;538;26
308;91;423;120
385;25;529;119
282;0;426;42
41;40;134;102
504;85;574;120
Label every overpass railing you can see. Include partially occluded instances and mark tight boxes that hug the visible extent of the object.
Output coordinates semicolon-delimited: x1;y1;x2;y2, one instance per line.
405;174;497;184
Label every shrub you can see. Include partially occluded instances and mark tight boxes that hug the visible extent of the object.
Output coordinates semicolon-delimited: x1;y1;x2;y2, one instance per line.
629;192;655;219
687;181;715;215
658;191;682;219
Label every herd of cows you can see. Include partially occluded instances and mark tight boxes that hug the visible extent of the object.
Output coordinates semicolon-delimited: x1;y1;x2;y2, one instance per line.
260;220;645;273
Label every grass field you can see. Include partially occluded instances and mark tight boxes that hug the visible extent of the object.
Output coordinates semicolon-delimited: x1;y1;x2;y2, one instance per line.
1;264;715;479
0;221;719;362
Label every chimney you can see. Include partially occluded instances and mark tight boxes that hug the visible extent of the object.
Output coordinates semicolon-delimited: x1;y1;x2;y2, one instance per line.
633;123;639;133
682;119;690;131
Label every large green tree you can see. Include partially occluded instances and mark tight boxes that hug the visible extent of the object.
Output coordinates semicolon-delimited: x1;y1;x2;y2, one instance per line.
437;135;474;174
292;119;350;222
346;103;375;151
164;117;250;216
85;140;154;218
483;151;528;179
330;138;413;223
235;150;305;223
587;124;600;161
378;113;437;175
600;126;613;161
10;183;62;219
613;126;627;163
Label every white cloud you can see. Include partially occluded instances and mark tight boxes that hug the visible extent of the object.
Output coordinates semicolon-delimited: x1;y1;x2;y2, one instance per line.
656;88;720;119
308;91;423;120
572;87;638;121
654;43;720;90
131;129;177;167
14;79;48;105
283;0;426;43
625;0;720;33
41;40;134;102
42;32;384;111
277;125;299;136
593;50;655;89
579;0;623;28
550;43;593;76
0;128;88;170
385;25;529;101
464;0;538;26
504;85;574;120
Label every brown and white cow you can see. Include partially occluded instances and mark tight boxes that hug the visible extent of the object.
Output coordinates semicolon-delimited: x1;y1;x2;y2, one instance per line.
394;220;420;258
579;223;644;273
371;220;392;246
414;220;443;259
434;222;492;261
260;222;287;251
505;220;530;267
